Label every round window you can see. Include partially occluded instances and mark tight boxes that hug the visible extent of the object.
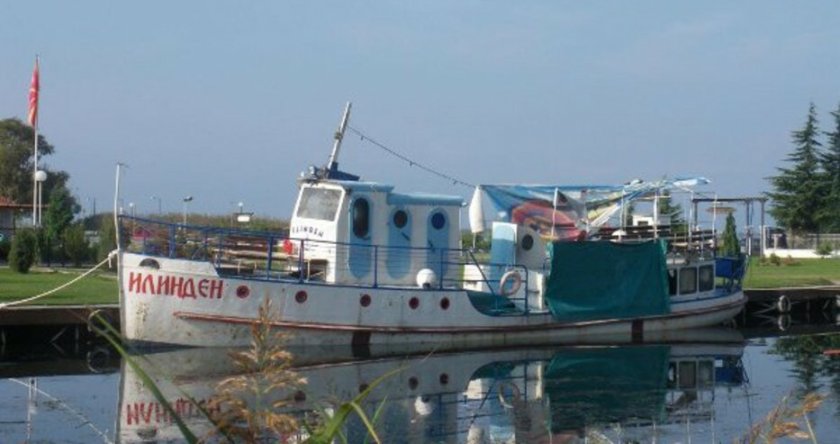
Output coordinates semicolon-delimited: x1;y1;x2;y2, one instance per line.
521;234;534;251
431;212;446;230
393;210;408;228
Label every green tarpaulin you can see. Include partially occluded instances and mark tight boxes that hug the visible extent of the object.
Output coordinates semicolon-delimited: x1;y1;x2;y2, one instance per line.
545;240;670;321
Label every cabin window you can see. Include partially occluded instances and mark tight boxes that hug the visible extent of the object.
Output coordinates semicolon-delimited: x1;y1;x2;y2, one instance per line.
521;234;534;251
431;212;446;230
698;265;714;292
393;209;408;228
296;188;342;221
667;269;677;296
352;198;370;238
679;267;697;294
678;361;697;389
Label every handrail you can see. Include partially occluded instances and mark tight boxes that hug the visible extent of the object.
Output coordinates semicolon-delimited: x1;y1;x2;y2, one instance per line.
119;215;537;302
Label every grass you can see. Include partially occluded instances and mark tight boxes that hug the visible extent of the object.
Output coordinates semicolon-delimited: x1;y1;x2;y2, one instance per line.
0;266;118;305
744;257;840;289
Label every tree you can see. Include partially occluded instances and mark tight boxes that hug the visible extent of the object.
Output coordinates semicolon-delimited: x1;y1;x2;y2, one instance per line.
0;118;70;204
720;212;740;257
44;185;78;244
818;103;840;232
658;190;687;235
63;223;89;267
767;103;824;237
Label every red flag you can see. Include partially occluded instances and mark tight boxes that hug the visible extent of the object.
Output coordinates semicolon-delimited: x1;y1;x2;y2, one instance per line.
28;58;39;127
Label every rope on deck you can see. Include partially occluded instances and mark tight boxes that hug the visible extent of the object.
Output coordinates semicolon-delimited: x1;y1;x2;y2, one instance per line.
0;250;118;310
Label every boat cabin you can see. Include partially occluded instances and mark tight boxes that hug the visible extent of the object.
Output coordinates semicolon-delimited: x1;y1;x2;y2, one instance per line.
289;180;463;286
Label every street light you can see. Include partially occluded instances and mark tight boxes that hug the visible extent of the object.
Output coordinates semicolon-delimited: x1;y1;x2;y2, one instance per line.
182;196;193;225
150;196;162;215
33;170;47;227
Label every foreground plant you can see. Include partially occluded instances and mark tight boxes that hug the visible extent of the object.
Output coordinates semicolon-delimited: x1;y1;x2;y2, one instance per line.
92;299;393;443
741;392;825;443
203;299;305;443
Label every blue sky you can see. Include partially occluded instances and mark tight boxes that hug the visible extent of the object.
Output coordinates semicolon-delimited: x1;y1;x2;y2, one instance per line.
2;1;840;223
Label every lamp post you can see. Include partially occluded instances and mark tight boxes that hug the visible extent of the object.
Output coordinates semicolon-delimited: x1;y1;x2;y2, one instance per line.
150;196;162;215
182;196;193;225
33;170;47;226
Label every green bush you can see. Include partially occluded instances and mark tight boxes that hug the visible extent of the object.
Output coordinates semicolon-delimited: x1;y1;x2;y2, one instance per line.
9;228;37;273
63;224;89;267
815;243;834;257
769;253;781;266
0;237;10;261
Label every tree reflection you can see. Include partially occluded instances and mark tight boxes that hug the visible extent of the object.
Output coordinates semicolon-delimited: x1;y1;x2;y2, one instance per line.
770;333;840;415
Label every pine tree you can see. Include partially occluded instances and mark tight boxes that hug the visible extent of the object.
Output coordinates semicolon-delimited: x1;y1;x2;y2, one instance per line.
720;212;740;257
658;190;687;235
767;103;824;237
818;103;840;232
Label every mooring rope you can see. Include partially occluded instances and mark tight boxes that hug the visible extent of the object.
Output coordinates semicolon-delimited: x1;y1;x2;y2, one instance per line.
0;250;118;310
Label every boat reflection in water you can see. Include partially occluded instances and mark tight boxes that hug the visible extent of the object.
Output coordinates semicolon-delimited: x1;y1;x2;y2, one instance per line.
117;329;747;443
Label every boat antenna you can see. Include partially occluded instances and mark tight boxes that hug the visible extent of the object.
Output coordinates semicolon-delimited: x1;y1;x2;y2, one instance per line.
326;101;352;175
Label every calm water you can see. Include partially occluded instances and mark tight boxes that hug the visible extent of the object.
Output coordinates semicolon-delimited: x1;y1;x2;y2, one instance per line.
2;323;840;443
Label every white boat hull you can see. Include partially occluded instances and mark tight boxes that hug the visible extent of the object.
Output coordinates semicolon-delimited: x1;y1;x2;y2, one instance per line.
119;253;746;349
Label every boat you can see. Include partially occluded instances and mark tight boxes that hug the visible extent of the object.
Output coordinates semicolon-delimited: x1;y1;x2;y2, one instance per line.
116;103;747;348
116;329;748;442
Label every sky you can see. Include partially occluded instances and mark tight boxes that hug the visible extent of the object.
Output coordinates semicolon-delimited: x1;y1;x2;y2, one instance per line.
2;1;840;225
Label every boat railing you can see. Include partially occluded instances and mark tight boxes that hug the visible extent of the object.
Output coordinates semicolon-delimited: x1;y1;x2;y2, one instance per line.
119;216;530;300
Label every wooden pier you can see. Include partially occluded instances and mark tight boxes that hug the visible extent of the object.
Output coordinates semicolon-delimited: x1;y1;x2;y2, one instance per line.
744;287;840;314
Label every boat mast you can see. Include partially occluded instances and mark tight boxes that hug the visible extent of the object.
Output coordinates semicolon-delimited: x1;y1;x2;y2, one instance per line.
326;101;352;174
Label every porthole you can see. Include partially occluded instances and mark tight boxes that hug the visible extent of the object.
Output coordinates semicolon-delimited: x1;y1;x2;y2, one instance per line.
352;198;370;238
360;294;371;307
521;234;534;251
408;377;419;390
295;290;308;303
393;210;408;228
431;212;446;230
409;297;420;310
440;297;450;310
139;258;160;269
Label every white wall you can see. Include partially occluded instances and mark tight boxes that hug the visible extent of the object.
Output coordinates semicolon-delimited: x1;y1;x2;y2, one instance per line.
764;248;838;259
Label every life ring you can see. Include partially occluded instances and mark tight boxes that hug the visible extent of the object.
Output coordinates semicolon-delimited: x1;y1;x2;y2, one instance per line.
776;295;791;314
777;314;791;331
499;270;523;296
498;381;522;408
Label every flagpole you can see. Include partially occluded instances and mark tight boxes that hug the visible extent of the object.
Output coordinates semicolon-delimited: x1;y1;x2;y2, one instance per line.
33;125;38;226
29;55;40;227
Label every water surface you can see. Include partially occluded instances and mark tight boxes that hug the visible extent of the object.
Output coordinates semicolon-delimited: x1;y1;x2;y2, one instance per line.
2;323;839;443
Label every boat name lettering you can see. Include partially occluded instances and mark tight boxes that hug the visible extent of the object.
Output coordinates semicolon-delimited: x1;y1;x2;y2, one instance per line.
123;398;218;425
127;272;224;299
291;225;325;237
